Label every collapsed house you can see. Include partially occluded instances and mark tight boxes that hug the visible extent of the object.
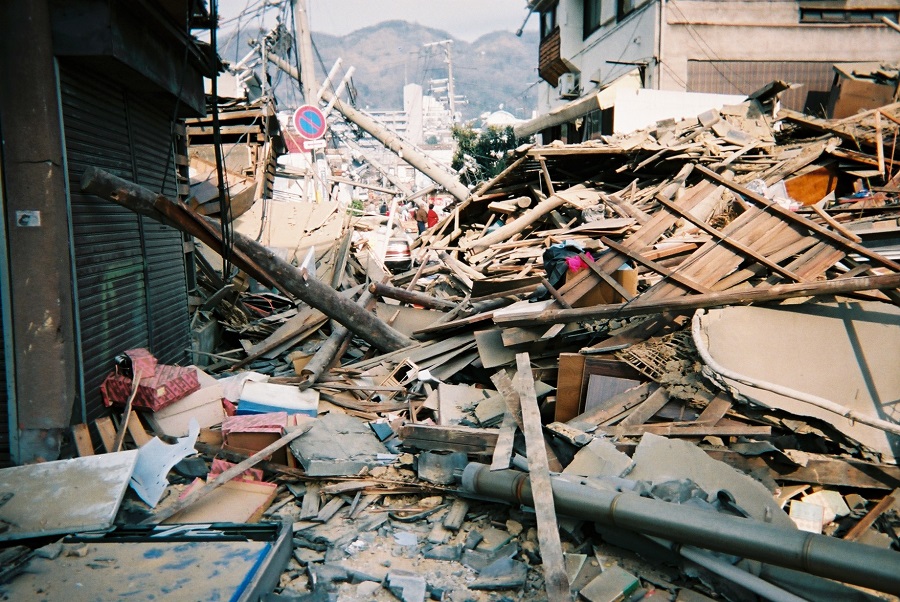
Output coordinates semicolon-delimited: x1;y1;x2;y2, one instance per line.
2;80;898;600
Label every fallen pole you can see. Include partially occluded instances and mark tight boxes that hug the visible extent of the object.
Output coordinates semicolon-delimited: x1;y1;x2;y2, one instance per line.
492;272;900;327
81;167;414;353
267;52;471;203
299;288;376;388
461;463;900;596
369;281;458;311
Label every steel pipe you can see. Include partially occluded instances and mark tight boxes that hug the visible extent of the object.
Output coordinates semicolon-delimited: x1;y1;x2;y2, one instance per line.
461;463;900;596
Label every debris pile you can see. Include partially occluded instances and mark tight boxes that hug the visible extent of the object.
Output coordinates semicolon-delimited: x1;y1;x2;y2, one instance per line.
2;97;900;601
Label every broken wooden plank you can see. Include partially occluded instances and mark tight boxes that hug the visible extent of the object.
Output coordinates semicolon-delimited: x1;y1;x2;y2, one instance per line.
600;236;712;294
95;417;118;453
72;424;94;457
491;370;563;472
844;493;895;541
398;424;498;454
513;352;571;600
370;281;458;311
617;387;670;426
567;382;657;429
696;394;733;425
491;413;517;471
555;353;587;422
696;164;900;271
705;450;900;490
602;424;771;437
300;483;321;520
126;417;153;447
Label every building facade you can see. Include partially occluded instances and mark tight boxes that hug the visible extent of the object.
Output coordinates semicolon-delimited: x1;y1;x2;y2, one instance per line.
528;0;900;140
0;0;210;464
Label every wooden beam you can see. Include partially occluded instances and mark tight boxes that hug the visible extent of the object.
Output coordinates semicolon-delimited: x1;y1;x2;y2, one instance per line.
513;353;571;601
582;253;634;301
844;493;895;541
706;450;900;490
491;369;564;472
567;382;657;428
493;273;900;327
72;424;94;457
95;417;117;453
654;196;806;283
370;282;458;311
398;424;499;454
81;167;414;353
602;424;771;437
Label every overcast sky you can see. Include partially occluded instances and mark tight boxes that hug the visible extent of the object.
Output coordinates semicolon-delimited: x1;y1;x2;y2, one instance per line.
218;0;537;42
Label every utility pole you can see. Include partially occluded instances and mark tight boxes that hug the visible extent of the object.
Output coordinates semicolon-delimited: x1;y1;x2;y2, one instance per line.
445;41;456;123
289;0;328;201
290;0;316;103
268;52;471;203
424;40;457;123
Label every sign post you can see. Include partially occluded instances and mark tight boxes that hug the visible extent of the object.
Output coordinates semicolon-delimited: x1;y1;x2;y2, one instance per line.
292;104;328;202
292;104;327;141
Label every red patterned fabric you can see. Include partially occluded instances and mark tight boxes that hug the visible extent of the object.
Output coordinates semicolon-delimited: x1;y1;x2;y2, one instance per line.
124;348;157;378
100;364;200;411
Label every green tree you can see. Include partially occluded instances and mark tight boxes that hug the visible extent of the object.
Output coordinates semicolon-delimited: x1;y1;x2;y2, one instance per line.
451;125;521;186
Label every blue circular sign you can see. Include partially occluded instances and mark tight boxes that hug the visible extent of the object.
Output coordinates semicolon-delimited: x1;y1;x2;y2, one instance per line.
292;104;327;141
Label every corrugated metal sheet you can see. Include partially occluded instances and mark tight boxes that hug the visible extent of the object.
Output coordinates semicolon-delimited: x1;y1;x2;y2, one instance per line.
686;60;836;114
60;63;190;422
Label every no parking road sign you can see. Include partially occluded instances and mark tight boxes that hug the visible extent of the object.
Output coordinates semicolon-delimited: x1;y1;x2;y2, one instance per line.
292;104;327;141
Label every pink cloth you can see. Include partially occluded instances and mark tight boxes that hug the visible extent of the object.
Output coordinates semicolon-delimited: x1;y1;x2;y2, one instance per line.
565;251;594;273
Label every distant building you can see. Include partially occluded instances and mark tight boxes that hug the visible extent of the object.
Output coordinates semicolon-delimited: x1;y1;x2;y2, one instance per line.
524;0;900;141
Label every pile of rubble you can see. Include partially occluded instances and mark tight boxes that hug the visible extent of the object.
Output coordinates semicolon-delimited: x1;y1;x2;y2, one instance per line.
2;96;900;601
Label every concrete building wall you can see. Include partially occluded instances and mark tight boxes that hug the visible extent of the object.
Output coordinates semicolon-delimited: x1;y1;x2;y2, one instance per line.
536;0;899;117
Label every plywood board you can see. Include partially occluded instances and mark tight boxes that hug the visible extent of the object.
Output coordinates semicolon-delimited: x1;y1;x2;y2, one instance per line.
164;479;278;524
0;451;138;541
474;329;517;369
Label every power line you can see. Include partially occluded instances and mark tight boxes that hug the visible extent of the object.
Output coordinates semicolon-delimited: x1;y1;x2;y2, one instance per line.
667;0;747;93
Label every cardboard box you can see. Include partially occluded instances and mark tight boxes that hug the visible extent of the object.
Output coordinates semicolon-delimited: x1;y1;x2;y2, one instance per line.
222;412;300;466
100;364;200;412
145;368;225;437
567;264;637;308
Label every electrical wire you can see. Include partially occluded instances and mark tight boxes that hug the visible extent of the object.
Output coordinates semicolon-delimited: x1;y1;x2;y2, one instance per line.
210;0;235;280
666;0;747;94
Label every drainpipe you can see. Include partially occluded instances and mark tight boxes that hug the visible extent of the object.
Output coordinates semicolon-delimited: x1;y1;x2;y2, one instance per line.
657;0;665;89
461;463;900;596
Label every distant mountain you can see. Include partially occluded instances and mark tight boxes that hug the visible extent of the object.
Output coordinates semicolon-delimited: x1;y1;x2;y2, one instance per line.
221;20;539;122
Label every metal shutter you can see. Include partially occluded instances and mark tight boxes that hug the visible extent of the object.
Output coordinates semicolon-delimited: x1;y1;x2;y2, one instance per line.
60;62;190;422
128;94;191;365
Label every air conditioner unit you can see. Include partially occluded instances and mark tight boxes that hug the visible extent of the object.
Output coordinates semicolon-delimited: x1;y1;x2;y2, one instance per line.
558;73;579;98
